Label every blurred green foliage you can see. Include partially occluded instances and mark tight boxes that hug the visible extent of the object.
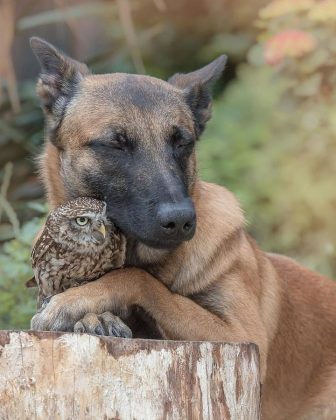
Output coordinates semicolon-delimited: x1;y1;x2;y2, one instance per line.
0;218;42;329
200;0;336;277
1;0;335;329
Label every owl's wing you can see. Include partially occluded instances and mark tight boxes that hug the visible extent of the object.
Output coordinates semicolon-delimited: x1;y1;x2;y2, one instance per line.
31;226;54;269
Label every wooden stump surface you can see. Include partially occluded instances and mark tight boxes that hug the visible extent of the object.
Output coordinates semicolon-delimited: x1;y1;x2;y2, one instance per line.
0;331;260;420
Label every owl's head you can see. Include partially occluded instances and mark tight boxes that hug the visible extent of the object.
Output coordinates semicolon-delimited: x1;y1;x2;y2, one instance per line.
46;197;111;251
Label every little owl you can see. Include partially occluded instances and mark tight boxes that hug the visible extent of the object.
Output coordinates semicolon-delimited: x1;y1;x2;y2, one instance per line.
27;197;126;309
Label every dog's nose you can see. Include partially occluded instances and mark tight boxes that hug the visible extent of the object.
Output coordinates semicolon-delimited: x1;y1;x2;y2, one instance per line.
157;201;196;241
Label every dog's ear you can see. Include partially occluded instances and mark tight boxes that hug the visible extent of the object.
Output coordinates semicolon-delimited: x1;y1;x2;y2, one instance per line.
30;37;90;138
168;55;227;136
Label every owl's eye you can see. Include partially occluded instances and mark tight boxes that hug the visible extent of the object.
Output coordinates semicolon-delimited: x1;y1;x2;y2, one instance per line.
75;217;89;226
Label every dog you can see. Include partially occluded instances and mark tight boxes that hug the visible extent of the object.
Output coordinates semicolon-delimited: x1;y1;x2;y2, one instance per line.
29;37;336;419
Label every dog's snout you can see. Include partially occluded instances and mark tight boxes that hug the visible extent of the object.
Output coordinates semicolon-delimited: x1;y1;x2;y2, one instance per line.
157;201;196;241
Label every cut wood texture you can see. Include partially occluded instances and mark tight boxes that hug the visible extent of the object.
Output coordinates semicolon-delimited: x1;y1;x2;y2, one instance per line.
0;331;260;420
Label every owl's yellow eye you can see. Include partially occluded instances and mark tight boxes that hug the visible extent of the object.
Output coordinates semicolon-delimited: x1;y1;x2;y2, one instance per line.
75;217;89;226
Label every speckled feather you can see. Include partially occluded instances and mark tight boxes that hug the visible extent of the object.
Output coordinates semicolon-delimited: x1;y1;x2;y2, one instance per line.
30;197;126;308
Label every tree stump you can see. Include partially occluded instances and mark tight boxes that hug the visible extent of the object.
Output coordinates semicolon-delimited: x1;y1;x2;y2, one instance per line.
0;331;260;420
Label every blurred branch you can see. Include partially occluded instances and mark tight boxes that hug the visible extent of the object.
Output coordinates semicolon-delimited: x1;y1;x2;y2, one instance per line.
0;0;20;113
0;162;13;222
141;23;165;43
0;162;20;237
152;0;167;12
17;2;117;30
116;0;145;74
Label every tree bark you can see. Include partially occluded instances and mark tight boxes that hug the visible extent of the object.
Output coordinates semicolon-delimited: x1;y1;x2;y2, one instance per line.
0;331;260;420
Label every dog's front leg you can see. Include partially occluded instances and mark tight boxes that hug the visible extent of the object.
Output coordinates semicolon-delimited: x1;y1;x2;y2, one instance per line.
31;267;268;379
30;268;152;332
31;267;229;339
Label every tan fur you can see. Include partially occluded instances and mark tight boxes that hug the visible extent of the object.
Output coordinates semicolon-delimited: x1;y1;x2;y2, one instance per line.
31;61;336;419
40;143;67;208
33;175;336;419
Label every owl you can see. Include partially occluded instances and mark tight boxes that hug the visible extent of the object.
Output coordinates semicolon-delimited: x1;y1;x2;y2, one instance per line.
27;197;126;309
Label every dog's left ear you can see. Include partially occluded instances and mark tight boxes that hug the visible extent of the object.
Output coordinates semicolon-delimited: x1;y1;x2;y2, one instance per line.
30;37;90;142
168;55;227;136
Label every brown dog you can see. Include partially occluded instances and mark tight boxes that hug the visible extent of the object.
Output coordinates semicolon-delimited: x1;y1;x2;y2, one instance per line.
30;38;336;419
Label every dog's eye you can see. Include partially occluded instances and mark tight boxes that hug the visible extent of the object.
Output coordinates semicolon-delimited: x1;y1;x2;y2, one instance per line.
75;217;89;226
173;136;195;151
110;133;128;151
175;140;194;149
89;134;128;152
110;140;126;151
171;128;194;152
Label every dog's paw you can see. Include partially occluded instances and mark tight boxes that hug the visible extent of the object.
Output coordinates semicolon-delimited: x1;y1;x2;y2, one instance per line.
74;312;132;338
31;293;87;332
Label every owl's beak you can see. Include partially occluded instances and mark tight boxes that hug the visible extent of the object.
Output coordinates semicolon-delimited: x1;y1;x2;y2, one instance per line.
98;223;106;239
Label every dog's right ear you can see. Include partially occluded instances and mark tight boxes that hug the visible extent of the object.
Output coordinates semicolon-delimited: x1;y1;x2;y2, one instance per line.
168;55;227;137
30;37;90;128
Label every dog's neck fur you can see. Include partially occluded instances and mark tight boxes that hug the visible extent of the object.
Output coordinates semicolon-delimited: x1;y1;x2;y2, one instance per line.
133;181;246;293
